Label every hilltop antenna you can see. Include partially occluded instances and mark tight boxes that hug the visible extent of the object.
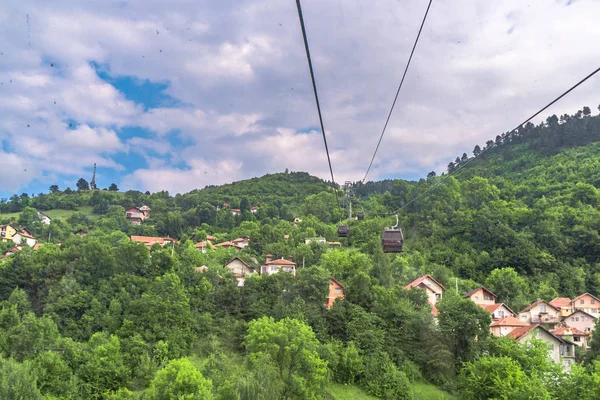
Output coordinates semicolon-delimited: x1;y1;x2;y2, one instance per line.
90;163;97;191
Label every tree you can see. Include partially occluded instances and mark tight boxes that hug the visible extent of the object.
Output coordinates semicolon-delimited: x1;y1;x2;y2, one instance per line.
108;183;119;191
583;106;591;117
76;178;90;191
473;145;481;157
461;153;468;162
485;268;530;311
78;332;128;398
427;171;437;178
0;357;42;400
146;358;213;400
245;317;328;399
49;185;59;194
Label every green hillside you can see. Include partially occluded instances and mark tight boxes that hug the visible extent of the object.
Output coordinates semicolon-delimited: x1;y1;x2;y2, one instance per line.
2;108;600;398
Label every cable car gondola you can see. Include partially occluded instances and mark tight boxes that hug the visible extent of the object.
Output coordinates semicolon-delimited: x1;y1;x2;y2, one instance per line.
338;225;348;238
357;210;364;221
382;215;403;253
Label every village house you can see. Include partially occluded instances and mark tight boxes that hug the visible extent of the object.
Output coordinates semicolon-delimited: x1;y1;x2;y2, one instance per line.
222;257;257;287
327;242;341;249
251;206;258;214
2;245;23;260
215;241;243;250
550;297;573;317
553;326;591;349
572;293;600;316
130;235;176;248
508;324;576;370
74;229;88;237
490;316;530;337
260;256;296;276
231;209;241;216
231;236;250;248
37;210;52;225
518;300;561;327
463;287;497;305
126;206;150;225
194;241;215;253
0;224;37;247
481;303;516;321
405;275;444;317
325;278;344;309
563;309;597;333
305;237;326;245
405;275;444;306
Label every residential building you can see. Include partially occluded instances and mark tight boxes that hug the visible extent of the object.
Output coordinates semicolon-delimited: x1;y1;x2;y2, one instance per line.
231;236;250;248
251;206;258;214
130;235;176;248
223;257;257;286
509;324;576;370
74;229;88;237
2;246;22;260
463;287;497;305
404;275;444;306
260;258;296;276
126;207;149;225
482;303;516;321
518;300;561;327
231;209;241;216
553;326;591;349
550;297;573;317
325;278;345;309
37;210;51;225
215;241;243;250
305;237;326;245
327;242;341;248
490;316;530;337
0;224;37;247
563;309;597;333
572;293;600;316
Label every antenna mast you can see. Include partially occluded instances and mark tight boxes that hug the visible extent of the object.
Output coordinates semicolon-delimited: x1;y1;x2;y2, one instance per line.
90;163;97;191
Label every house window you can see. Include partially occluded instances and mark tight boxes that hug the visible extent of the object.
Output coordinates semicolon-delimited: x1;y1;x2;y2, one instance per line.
436;293;442;299
574;336;580;342
499;311;505;318
571;317;575;321
593;299;596;304
593;309;597;313
576;317;579;321
540;304;546;312
474;296;479;300
335;288;342;294
581;299;585;304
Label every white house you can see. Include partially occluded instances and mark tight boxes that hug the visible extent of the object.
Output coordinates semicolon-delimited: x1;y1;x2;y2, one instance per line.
37;211;51;225
509;324;576;370
223;257;257;286
260;257;297;276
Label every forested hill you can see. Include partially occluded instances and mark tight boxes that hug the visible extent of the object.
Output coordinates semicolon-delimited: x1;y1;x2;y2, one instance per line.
4;109;600;398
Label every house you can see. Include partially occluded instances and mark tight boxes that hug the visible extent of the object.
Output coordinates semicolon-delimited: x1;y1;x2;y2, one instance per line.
126;207;149;225
74;229;88;237
305;237;326;245
139;205;151;216
550;297;573;317
2;246;22;260
231;236;250;248
508;324;576;370
563;309;597;333
130;235;176;248
0;224;37;247
404;275;444;306
293;218;302;227
195;265;208;272
260;257;297;276
223;257;257;286
327;242;341;248
572;293;600;316
325;278;345;309
490;316;530;337
518;300;561;327
463;287;497;305
231;209;241;216
481;303;516;321
553;326;591;349
251;206;258;214
215;241;243;250
37;210;51;225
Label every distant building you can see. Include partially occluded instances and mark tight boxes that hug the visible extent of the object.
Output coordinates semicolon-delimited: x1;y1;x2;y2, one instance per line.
126;206;150;225
553;326;591;349
572;293;600;316
231;236;250;248
74;229;88;237
325;278;344;309
223;257;257;286
563;309;597;333
518;300;561;328
305;237;326;245
0;224;37;247
130;235;175;248
490;316;530;337
508;324;576;370
550;297;573;317
37;210;51;225
405;275;444;317
260;258;297;276
463;287;497;305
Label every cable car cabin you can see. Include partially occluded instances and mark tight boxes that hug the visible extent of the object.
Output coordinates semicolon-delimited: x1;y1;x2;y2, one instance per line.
357;211;365;220
338;225;349;238
382;229;404;253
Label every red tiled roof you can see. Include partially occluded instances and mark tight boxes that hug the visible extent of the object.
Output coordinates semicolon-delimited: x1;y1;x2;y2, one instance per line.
520;300;559;313
404;275;445;290
329;277;345;289
194;241;207;248
216;241;242;248
130;235;174;244
463;286;497;299
206;235;217;241
573;292;600;304
490;316;530;327
265;258;296;266
550;297;572;308
481;303;516;316
553;326;589;336
508;324;537;340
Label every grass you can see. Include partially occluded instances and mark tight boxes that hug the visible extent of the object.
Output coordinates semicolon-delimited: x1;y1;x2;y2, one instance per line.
323;384;379;400
0;205;98;223
323;382;454;400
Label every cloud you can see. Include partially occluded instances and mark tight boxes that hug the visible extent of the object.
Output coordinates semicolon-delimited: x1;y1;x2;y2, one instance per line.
2;0;600;196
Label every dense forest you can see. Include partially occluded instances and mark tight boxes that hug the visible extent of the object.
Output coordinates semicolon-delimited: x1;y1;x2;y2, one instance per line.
3;108;600;399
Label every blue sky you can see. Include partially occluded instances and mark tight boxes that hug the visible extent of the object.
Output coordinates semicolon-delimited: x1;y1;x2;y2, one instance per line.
1;0;599;198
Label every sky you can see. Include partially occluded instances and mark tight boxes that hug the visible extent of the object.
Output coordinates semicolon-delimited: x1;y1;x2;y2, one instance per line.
1;0;599;197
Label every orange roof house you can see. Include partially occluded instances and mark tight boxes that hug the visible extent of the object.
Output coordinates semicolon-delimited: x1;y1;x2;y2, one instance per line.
130;235;176;248
260;258;297;276
325;278;344;309
481;303;516;321
463;287;497;305
553;326;591;348
405;275;444;311
550;297;573;317
490;316;529;336
572;293;600;316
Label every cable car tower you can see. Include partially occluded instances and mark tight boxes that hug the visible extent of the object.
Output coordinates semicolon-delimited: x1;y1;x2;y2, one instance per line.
90;163;97;191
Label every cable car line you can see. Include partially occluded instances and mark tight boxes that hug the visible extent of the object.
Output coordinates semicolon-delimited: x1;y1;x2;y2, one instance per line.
386;64;600;215
295;0;339;206
361;0;434;184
